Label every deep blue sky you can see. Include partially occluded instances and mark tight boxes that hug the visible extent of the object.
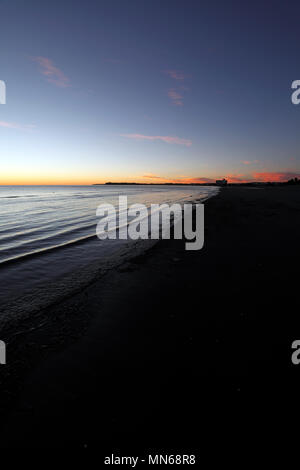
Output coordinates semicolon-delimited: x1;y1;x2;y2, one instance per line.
1;0;300;184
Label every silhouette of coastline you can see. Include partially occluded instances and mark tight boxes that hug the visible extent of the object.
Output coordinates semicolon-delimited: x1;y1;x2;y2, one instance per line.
93;178;300;186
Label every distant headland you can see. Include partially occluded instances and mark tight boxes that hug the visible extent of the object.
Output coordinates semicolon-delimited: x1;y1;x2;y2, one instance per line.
92;178;300;187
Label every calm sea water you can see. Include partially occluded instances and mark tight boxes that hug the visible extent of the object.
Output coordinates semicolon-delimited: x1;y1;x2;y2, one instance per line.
0;185;218;317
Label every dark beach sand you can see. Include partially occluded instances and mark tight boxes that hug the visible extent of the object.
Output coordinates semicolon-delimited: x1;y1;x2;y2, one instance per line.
1;186;300;450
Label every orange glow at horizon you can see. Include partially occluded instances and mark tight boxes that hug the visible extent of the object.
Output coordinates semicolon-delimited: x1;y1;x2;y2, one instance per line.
1;171;299;186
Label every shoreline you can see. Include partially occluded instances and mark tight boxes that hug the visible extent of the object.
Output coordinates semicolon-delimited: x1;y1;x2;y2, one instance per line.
1;185;300;447
0;189;216;326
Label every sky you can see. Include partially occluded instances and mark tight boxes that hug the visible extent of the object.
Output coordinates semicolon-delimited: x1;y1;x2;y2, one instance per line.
1;0;300;185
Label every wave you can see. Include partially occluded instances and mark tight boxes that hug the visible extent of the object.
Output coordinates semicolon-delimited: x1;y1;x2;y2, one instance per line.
0;195;37;199
0;232;98;267
0;189;219;267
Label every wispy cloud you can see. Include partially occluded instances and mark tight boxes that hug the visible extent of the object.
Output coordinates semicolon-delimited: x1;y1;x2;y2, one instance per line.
120;134;192;147
242;160;259;165
224;172;300;183
143;173;165;179
32;56;70;88
168;88;184;106
0;121;35;130
253;172;300;182
164;70;189;80
164;70;190;105
224;174;250;183
179;177;215;184
142;174;215;184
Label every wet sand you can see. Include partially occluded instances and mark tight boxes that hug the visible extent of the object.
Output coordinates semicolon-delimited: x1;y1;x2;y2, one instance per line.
1;186;300;450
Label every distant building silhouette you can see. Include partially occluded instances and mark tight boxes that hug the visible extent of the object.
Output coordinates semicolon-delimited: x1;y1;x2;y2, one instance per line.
216;178;227;186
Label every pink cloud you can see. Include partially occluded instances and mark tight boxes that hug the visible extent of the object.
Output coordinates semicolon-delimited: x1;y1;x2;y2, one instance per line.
168;88;183;106
32;56;70;88
242;160;259;165
222;172;300;183
164;70;188;80
163;70;190;105
120;134;192;147
143;174;165;179
253;172;300;182
181;177;215;184
141;174;215;184
0;121;35;130
224;174;250;183
141;172;300;185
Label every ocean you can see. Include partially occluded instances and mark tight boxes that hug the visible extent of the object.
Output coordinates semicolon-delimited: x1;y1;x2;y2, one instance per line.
0;185;218;321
